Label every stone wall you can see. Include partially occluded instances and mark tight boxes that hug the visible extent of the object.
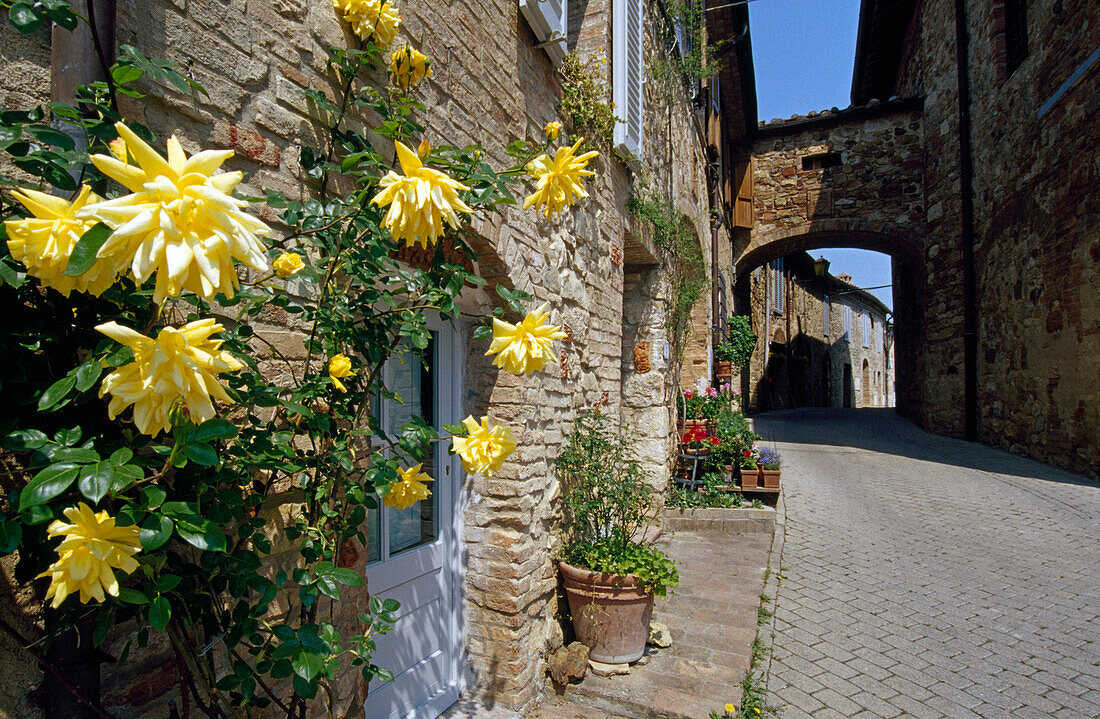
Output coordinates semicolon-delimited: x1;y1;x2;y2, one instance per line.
0;0;719;715
896;0;1100;477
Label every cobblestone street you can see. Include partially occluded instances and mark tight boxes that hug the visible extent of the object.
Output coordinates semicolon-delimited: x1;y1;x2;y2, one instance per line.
755;408;1100;719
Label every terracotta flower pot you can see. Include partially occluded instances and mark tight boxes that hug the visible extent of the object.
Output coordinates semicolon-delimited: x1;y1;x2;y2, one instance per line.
559;561;655;664
715;361;732;380
760;467;781;488
740;465;761;489
676;418;709;436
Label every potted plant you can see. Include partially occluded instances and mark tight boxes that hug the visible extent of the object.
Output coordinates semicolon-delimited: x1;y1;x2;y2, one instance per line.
757;446;782;488
681;424;718;456
676;387;709;435
738;447;759;489
714;341;737;381
714;315;757;384
558;409;679;664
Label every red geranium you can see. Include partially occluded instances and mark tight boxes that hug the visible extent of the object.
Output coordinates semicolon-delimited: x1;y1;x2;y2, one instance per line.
709;436;721;446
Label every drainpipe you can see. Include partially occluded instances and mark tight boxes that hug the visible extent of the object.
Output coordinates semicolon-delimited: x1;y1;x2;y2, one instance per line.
49;8;116;716
954;0;978;441
51;0;116;153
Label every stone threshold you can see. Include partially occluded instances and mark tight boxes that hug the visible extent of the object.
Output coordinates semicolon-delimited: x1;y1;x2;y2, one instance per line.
549;519;776;719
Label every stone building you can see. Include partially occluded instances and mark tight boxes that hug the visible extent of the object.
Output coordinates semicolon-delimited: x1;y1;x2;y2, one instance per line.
0;0;759;717
744;253;893;412
726;0;1097;479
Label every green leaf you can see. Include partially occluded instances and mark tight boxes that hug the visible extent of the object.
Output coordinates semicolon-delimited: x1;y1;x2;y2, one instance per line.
37;374;76;411
192;418;237;442
78;462;115;504
292;651;325;682
139;514;173;551
149;596;171;631
24;125;75;150
316;575;340;600
74;360;103;392
140;486;167;510
63;222;112;277
326;567;365;587
160;501;198;517
8;3;43;34
117;587;150;604
1;429;48;451
184;443;218;466
0;520;22;553
111;64;144;85
108;448;134;466
20;463;79;509
175;516;226;552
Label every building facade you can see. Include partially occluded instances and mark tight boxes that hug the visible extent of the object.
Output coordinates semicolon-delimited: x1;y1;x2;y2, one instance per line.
0;1;754;717
744;253;893;412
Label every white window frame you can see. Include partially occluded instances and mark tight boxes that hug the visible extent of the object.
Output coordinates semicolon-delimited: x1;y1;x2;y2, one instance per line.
612;0;644;163
519;0;567;66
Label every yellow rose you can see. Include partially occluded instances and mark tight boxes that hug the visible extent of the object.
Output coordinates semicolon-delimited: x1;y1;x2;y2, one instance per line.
329;353;355;393
391;44;432;91
486;302;566;375
370;140;474;249
451;415;516;476
273;252;305;278
333;0;401;48
523;138;599;219
544;121;562;141
3;185;117;297
85;122;271;305
97;319;243;437
37;503;141;607
385;464;433;509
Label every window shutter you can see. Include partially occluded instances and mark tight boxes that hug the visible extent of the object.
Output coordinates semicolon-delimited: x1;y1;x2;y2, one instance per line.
519;0;567;66
613;0;644;162
824;297;830;337
733;158;753;228
773;258;785;314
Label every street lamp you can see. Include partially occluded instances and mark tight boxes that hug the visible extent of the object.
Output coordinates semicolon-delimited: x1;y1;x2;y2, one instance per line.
814;256;830;277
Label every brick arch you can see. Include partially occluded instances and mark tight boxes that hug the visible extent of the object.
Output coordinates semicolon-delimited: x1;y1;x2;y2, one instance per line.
734;219;922;276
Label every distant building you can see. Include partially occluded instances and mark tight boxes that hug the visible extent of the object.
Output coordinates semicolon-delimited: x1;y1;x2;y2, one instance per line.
745;253;893;411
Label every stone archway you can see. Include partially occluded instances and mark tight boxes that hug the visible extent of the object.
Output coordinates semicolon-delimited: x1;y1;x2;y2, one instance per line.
734;220;922;276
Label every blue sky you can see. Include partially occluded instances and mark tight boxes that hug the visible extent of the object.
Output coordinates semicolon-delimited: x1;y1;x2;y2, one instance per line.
748;0;893;310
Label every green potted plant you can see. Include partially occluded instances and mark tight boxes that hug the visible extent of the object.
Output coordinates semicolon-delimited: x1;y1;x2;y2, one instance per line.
558;409;679;664
757;446;782;489
676;387;709;435
715;315;757;383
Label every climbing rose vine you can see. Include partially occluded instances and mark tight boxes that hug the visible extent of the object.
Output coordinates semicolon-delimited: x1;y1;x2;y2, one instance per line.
0;0;594;715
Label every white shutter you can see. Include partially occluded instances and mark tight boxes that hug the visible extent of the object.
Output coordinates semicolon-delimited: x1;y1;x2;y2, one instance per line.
519;0;567;66
613;0;644;162
823;296;830;337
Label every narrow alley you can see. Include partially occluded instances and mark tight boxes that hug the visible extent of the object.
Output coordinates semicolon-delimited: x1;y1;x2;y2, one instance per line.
755;409;1100;718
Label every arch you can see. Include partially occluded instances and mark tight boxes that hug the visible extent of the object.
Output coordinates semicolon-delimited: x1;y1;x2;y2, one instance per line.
734;220;922;277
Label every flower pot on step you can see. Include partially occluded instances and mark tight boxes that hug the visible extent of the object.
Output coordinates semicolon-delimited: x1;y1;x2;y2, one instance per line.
740;465;761;489
760;466;781;489
715;361;733;381
559;561;654;664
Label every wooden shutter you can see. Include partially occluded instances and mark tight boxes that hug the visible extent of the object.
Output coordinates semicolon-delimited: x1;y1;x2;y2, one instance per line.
519;0;566;66
613;0;644;162
733;158;753;228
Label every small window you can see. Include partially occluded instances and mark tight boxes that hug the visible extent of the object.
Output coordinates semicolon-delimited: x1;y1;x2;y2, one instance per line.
862;314;871;348
772;258;785;314
843;305;851;339
802;152;842;171
823;296;830;337
1004;0;1028;76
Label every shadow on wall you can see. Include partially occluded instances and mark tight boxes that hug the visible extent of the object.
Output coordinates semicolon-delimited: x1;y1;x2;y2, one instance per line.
753;407;1100;492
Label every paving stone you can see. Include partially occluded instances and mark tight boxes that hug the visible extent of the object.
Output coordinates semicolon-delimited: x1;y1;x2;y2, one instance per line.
757;409;1100;719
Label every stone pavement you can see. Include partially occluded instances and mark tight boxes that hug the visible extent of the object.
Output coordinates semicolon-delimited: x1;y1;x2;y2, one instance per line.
443;514;774;719
754;408;1100;719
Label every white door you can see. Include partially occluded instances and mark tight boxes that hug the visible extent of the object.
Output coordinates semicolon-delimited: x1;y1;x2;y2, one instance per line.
363;318;463;719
